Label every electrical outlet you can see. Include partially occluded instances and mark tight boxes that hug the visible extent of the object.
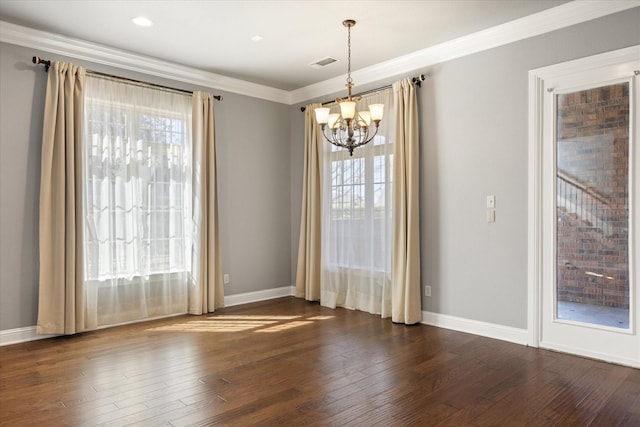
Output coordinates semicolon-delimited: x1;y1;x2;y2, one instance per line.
424;285;431;297
223;274;230;284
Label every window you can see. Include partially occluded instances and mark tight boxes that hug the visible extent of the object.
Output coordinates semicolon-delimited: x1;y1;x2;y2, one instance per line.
84;87;192;281
327;136;392;272
82;75;192;327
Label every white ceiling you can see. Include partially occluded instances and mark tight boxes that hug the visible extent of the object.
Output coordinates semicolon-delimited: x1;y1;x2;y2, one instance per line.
0;0;571;91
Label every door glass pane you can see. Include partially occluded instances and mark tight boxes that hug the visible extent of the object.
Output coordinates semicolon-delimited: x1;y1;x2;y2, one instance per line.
556;83;630;329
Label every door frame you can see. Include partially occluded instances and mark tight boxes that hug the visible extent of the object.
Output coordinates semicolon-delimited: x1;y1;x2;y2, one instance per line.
527;45;640;367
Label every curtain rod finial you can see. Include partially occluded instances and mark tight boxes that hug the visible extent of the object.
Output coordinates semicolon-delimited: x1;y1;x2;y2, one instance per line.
32;56;51;71
412;74;426;87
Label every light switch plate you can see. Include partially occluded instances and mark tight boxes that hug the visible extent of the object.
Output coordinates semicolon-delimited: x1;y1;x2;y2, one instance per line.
486;195;495;209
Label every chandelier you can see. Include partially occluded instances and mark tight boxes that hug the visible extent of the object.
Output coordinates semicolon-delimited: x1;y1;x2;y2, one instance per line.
315;19;384;156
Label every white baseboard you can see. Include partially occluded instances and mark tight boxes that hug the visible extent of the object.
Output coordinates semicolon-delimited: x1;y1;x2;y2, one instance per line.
0;286;296;346
0;326;58;346
224;286;296;307
422;311;529;346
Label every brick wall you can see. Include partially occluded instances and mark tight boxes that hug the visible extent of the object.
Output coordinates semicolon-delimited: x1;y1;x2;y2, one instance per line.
556;83;629;309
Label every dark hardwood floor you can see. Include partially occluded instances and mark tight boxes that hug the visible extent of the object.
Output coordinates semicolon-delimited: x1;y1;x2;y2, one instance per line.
1;297;638;426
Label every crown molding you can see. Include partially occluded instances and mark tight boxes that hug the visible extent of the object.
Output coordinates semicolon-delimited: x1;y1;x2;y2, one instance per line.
289;1;640;104
1;1;637;105
0;21;292;104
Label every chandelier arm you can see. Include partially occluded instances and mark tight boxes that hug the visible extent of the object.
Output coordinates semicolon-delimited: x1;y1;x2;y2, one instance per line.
322;126;346;150
330;130;342;147
355;124;369;145
351;123;380;149
320;125;336;146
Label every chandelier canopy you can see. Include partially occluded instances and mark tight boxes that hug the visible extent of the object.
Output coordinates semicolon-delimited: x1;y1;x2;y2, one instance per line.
315;19;383;156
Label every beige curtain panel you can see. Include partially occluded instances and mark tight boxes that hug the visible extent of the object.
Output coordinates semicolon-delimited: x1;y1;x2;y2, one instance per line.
295;103;323;301
37;61;87;335
190;92;224;314
391;78;422;324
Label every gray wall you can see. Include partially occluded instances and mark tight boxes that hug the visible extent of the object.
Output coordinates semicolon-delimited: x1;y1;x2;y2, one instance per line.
0;43;44;330
290;8;640;329
0;42;292;330
2;8;638;332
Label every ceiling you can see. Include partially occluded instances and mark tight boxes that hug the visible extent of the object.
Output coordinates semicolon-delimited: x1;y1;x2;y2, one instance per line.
0;0;571;91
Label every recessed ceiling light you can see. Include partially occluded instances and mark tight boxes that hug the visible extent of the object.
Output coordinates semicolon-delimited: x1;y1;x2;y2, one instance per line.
251;35;264;42
132;16;153;27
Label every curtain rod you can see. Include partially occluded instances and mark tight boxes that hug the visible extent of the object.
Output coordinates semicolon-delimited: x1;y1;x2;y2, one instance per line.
300;74;426;112
32;56;223;101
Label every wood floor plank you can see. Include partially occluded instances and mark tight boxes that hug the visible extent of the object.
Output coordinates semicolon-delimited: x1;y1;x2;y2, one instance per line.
580;366;640;426
0;297;637;426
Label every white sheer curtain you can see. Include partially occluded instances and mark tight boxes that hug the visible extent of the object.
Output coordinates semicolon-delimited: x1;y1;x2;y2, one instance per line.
83;76;192;329
320;88;395;315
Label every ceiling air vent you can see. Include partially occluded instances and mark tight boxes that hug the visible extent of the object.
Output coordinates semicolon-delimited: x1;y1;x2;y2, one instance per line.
309;57;339;69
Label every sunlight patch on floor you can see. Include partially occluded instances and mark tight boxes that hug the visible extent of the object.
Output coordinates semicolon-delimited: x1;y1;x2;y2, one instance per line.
255;321;314;333
146;314;335;333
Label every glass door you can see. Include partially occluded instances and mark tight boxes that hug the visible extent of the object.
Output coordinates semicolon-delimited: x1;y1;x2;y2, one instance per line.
555;83;630;330
540;58;639;367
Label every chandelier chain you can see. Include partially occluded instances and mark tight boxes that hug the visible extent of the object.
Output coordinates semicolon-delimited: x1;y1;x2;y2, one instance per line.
347;24;352;85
